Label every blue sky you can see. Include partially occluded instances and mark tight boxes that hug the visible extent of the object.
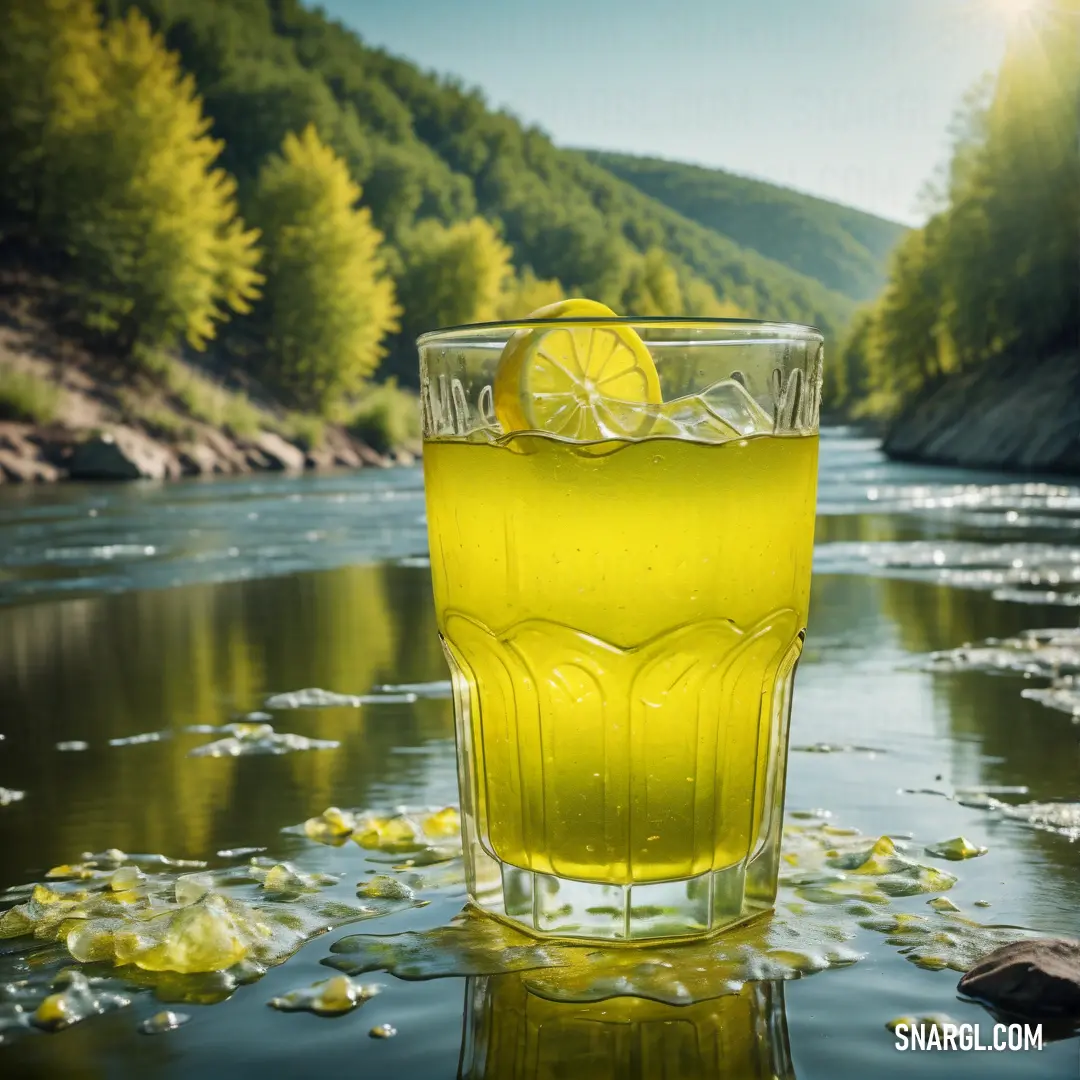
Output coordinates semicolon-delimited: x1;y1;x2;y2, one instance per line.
312;0;1017;225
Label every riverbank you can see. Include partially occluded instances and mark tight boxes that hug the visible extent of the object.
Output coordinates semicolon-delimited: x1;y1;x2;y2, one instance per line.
882;345;1080;475
0;283;418;484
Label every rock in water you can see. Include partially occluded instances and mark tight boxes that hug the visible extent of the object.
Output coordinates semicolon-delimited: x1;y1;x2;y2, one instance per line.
268;975;381;1016
139;1010;191;1034
70;428;181;481
958;938;1080;1018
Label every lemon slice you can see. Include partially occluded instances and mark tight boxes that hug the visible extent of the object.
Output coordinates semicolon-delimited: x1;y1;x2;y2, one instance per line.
493;298;662;439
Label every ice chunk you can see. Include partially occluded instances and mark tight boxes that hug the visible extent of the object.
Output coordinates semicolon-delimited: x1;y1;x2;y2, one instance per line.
1022;676;1080;717
358;875;414;902
925;837;988;861
254;863;337;894
56;741;89;752
109;731;169;746
927;897;961;913
139;1009;190;1034
792;742;886;755
268;974;381;1016
825;836;958;895
188;722;339;757
113;895;252;974
644;396;741;442
858;911;1036;972
175;873;214;906
110;866;146;891
420;807;461;839
371;680;452;700
31;970;131;1031
699;378;774;437
303;807;358;845
264;688;364;709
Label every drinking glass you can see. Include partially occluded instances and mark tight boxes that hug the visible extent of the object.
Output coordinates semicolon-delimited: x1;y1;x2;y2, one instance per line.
419;317;823;941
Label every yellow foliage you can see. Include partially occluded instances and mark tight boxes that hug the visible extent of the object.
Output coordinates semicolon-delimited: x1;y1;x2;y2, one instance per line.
249;125;400;411
496;268;565;320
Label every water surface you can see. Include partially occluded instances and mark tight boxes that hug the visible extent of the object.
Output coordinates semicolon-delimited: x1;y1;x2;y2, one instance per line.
1;429;1078;1077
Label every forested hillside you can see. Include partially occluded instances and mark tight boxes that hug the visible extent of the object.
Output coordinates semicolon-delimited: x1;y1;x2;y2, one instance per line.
1;0;859;434
584;150;906;302
830;0;1078;427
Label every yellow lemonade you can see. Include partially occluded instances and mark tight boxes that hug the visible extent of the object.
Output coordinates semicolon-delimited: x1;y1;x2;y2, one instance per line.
423;430;818;885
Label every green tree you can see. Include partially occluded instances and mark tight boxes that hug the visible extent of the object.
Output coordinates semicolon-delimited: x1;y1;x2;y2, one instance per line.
386;216;512;382
681;276;748;318
847;0;1079;417
247;124;399;412
60;9;263;351
619;247;683;315
0;0;105;231
496;267;564;319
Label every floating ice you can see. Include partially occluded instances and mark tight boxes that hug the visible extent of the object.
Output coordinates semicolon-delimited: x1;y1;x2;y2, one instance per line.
138;1009;190;1034
109;731;170;747
31;970;131;1031
926;628;1080;678
814;540;1080;605
358;875;415;902
968;799;1080;841
290;806;463;869
1021;676;1080;717
858;910;1034;972
264;688;365;709
0;849;377;994
188;722;339;757
371;680;452;700
925;900;961;917
792;742;886;755
925;837;988;861
0;788;24;807
268;974;381;1016
56;741;89;752
303;807;359;845
252;863;338;894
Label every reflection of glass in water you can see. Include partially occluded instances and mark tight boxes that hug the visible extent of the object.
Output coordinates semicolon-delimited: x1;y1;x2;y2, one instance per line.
458;974;795;1080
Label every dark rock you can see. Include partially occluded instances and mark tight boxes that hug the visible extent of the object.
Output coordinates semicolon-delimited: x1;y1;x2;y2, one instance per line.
958;938;1080;1018
884;348;1080;473
69;427;181;481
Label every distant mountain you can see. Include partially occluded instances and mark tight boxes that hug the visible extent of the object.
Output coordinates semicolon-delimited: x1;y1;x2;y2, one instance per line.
583;150;907;302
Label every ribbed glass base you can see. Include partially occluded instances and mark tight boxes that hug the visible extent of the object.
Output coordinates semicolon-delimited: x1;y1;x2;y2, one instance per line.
466;840;782;943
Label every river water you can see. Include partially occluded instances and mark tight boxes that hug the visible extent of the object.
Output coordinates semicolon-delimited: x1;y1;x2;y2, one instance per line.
0;428;1078;1078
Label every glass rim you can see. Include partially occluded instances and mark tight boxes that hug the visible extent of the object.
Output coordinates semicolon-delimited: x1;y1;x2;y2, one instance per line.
417;315;823;347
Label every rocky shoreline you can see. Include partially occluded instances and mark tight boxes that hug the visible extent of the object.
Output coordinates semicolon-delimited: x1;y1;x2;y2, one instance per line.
0;419;414;485
882;346;1080;475
0;288;417;486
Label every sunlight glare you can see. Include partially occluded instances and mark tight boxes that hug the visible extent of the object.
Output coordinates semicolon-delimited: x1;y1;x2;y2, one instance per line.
995;0;1043;23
